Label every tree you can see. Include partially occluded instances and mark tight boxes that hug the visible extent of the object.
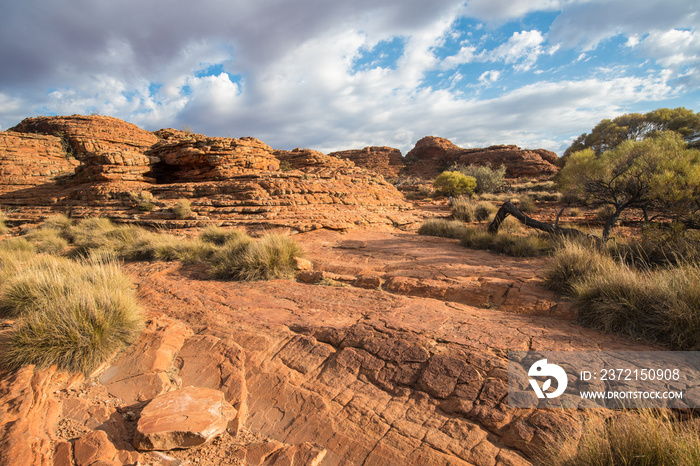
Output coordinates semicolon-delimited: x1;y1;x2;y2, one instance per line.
433;171;477;197
557;132;700;241
559;107;700;166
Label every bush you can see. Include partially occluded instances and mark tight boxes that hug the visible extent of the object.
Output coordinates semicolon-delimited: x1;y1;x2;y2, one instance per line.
210;233;302;281
172;199;192;219
451;197;494;223
130;191;156;212
0;253;144;373
418;219;469;239
451;164;506;194
538;410;700;466
433;171;477;197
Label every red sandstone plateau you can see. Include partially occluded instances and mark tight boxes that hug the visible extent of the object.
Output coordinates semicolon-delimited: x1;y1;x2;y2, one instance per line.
0;115;659;466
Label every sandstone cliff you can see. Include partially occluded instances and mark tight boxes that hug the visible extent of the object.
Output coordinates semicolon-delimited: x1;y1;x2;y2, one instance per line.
404;136;559;179
329;146;405;179
0;115;415;231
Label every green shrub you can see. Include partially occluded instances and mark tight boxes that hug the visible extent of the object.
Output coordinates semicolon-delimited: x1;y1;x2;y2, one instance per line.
451;164;506;194
418;218;469;239
0;253;144;373
538;410;700;466
172;199;192;219
433;171;477;197
210;233;302;281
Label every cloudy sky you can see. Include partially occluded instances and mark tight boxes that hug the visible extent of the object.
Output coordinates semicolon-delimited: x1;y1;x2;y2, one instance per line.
0;0;698;155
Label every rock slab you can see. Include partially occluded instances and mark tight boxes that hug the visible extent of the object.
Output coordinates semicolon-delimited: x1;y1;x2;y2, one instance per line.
133;386;236;451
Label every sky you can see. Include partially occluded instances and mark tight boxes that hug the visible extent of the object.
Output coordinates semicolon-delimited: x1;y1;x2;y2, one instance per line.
0;0;698;156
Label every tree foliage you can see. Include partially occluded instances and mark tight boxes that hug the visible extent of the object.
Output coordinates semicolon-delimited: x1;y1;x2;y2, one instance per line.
557;132;700;241
560;107;700;166
433;171;477;197
449;163;506;194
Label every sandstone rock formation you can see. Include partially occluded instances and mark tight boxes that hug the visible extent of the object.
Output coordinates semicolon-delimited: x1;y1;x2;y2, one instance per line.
329;146;405;179
404;136;559;179
0;115;417;231
148;129;279;182
0;132;79;194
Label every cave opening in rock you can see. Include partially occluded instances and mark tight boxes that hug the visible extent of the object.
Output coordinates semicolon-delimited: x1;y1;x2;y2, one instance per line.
148;160;182;184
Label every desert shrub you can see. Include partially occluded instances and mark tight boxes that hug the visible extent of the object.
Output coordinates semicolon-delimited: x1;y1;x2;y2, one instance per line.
40;214;73;239
0;253;144;373
130;191;156;212
210;233;301;281
451;197;494;223
545;239;617;295
418;218;469;239
516;194;536;213
460;227;552;257
538;410;700;466
452;164;506;194
433;171;477;197
573;263;700;349
172;199;192;219
200;226;249;246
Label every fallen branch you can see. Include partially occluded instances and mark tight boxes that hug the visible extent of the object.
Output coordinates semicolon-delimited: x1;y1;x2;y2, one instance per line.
488;201;589;239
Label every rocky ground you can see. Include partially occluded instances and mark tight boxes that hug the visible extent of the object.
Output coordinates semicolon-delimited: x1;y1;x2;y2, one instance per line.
0;115;661;465
0;228;661;466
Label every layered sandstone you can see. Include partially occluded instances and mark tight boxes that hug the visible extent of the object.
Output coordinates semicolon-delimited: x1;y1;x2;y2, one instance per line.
0;132;79;194
10;115;160;184
405;136;559;179
148;129;279;182
329;146;405;179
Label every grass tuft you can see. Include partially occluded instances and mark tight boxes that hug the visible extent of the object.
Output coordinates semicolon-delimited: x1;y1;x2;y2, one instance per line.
0;252;144;373
210;233;301;281
418;218;469;239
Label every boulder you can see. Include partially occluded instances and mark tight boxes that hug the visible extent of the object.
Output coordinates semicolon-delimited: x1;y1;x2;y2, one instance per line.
133;387;236;451
73;430;118;466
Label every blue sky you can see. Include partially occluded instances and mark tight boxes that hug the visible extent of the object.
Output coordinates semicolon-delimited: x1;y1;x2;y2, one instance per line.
0;0;698;155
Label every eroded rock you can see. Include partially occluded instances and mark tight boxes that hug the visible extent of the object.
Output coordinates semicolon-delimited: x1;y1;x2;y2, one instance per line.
133;386;236;451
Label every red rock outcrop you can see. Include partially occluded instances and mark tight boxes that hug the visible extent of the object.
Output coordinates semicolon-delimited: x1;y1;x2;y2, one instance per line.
9;115;160;184
404;136;559;179
0;131;79;194
147;129;279;182
329;146;405;179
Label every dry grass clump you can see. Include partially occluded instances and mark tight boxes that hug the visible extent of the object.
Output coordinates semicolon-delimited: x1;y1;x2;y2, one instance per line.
0;211;8;235
0;251;144;373
199;225;249;246
538;410;700;466
172;199;192;219
546;237;700;349
210;233;302;281
451;197;495;223
460;227;552;257
24;227;69;255
417;218;469;239
130;191;156;211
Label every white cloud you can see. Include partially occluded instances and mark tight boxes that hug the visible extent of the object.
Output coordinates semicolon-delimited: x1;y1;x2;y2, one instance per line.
464;0;567;21
478;70;500;85
634;29;700;68
490;30;546;71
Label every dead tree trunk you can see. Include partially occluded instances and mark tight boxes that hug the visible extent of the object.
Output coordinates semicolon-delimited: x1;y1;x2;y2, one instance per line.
488;201;589;239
